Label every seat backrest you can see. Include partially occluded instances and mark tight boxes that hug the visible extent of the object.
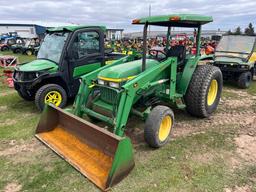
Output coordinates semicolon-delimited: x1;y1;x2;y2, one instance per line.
166;45;186;64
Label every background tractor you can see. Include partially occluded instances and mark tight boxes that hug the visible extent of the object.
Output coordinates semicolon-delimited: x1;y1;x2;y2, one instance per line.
13;26;125;111
35;14;223;191
0;37;19;51
0;32;19;41
11;38;40;55
213;35;256;88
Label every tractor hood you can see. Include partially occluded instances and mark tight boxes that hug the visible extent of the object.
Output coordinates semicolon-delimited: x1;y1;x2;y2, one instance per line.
17;59;58;72
214;56;244;65
98;59;159;80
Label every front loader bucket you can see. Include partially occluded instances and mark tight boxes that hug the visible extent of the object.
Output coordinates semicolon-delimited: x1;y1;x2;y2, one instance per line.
35;105;134;191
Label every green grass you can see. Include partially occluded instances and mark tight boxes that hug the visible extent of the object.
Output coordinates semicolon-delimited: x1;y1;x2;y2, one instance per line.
248;81;256;95
0;52;256;191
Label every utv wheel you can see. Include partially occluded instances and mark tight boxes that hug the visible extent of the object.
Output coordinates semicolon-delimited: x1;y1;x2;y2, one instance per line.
35;84;67;111
2;46;8;51
17;89;34;101
184;65;223;118
15;48;22;54
237;71;252;89
144;105;174;148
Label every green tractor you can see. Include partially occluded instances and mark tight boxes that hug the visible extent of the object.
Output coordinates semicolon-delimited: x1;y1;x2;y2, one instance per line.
213;35;256;88
35;14;223;191
13;26;125;111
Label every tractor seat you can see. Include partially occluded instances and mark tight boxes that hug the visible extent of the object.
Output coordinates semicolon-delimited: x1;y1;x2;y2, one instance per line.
166;45;186;65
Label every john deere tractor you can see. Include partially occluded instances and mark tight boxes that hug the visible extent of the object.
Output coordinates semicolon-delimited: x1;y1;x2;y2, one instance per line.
35;14;222;191
13;26;125;111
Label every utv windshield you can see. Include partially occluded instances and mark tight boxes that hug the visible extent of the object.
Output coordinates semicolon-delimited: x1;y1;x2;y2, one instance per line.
215;36;255;59
37;32;69;63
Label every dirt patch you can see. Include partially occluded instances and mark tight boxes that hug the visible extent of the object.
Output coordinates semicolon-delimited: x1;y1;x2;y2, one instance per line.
209;110;256;127
225;89;252;98
3;182;22;192
0;119;18;127
0;105;7;112
0;139;51;164
0;139;38;156
0;90;16;97
224;99;254;109
191;151;215;164
224;185;252;192
0;112;37;127
235;135;256;163
210;88;256;129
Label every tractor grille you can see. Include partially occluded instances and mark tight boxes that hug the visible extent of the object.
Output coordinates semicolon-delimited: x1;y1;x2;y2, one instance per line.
99;86;118;104
14;71;37;81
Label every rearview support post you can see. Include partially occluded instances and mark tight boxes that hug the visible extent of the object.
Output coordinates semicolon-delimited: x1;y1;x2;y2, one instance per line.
142;22;148;72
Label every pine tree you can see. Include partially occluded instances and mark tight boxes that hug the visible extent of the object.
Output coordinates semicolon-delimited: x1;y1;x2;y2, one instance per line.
226;29;233;35
244;23;255;36
234;27;242;35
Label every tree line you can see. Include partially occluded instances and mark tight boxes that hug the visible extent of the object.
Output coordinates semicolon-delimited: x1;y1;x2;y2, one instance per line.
226;23;255;36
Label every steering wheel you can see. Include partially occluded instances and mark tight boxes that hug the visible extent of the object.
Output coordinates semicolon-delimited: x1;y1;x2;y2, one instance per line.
149;49;167;60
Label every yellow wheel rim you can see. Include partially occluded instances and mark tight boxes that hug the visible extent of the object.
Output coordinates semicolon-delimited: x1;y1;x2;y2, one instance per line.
159;116;172;142
44;91;62;107
207;79;218;106
27;50;32;55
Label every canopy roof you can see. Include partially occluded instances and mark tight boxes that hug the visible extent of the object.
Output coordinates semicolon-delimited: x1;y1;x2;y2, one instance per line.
132;14;213;28
47;25;106;32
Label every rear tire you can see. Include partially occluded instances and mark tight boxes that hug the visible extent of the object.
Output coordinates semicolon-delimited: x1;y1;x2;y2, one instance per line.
237;71;252;89
35;84;67;111
144;105;174;148
184;65;223;118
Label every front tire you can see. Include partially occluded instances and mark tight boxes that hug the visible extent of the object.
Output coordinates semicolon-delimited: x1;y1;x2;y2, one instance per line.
237;71;252;89
184;65;223;118
144;105;174;148
35;84;67;111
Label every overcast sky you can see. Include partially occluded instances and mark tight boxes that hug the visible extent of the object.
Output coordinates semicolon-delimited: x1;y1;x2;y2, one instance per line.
1;0;255;32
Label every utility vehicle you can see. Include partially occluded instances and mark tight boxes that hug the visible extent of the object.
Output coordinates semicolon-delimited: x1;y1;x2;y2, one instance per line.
0;37;18;51
13;26;124;111
35;14;223;191
213;35;256;88
11;38;40;55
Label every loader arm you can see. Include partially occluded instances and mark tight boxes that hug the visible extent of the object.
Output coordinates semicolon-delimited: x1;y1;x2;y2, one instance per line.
114;57;177;136
72;55;135;116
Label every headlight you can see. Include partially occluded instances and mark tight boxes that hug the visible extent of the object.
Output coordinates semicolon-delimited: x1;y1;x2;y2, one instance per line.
35;70;48;78
240;65;248;69
98;79;105;85
109;82;120;88
35;72;40;78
